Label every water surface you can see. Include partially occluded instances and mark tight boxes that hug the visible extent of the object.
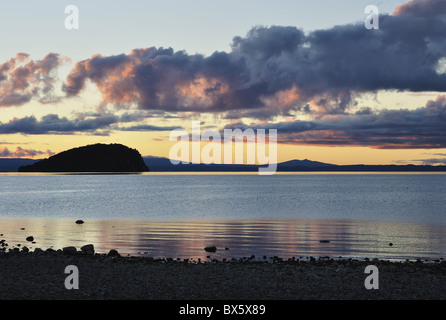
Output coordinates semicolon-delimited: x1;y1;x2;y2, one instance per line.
0;173;445;260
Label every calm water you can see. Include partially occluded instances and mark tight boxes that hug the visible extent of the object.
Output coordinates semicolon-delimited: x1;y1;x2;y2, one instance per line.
0;173;445;260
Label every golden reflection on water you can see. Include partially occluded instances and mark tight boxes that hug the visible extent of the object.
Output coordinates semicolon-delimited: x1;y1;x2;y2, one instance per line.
0;218;444;261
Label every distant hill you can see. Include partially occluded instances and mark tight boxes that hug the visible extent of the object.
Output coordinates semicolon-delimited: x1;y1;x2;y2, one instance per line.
277;159;336;168
143;156;263;171
2;153;445;173
18;144;149;173
0;158;40;172
143;156;446;172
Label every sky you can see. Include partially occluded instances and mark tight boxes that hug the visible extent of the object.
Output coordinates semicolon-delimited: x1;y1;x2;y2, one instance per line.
1;0;446;165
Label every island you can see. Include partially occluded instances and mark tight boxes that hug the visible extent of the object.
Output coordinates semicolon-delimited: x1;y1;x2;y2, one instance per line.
18;143;149;173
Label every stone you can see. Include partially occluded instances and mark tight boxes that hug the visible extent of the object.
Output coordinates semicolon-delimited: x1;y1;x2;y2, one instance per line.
319;240;330;243
107;249;120;257
62;246;78;255
26;236;34;242
204;246;217;253
22;246;29;253
81;244;95;254
75;220;84;224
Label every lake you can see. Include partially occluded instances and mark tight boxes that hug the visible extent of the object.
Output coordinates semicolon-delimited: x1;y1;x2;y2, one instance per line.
0;172;445;260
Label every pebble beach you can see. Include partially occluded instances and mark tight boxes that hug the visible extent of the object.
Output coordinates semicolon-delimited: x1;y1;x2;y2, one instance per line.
0;246;444;300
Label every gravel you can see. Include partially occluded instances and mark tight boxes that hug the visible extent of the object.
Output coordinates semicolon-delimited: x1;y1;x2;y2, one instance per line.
0;250;444;300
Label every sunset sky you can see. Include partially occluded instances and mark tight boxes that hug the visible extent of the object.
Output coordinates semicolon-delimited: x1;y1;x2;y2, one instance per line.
1;0;446;165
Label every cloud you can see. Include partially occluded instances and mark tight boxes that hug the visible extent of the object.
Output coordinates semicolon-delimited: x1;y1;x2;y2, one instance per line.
4;1;446;120
223;95;446;149
58;13;446;119
413;158;446;165
120;124;183;132
2;1;446;150
393;0;446;17
0;112;182;135
0;53;65;107
0;146;54;158
0;114;119;135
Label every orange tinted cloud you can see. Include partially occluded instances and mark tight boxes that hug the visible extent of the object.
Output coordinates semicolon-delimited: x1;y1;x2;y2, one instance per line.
0;146;54;158
394;0;446;17
0;53;64;107
223;95;446;149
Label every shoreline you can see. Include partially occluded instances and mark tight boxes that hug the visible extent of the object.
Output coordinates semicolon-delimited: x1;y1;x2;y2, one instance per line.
0;248;444;300
1;217;445;263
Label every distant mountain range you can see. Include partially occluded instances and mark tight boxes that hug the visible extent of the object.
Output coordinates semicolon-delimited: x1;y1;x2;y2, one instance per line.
142;156;446;172
1;155;446;172
0;158;39;172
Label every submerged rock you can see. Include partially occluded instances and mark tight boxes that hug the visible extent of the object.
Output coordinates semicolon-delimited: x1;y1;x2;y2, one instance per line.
204;246;217;253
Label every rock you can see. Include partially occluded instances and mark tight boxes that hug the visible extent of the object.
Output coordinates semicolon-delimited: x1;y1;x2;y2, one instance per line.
22;246;29;253
26;236;34;242
389;243;393;246
62;246;78;255
45;248;55;253
81;244;95;254
319;240;330;243
225;247;229;250
75;220;84;224
204;246;217;253
107;249;120;257
34;248;43;254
